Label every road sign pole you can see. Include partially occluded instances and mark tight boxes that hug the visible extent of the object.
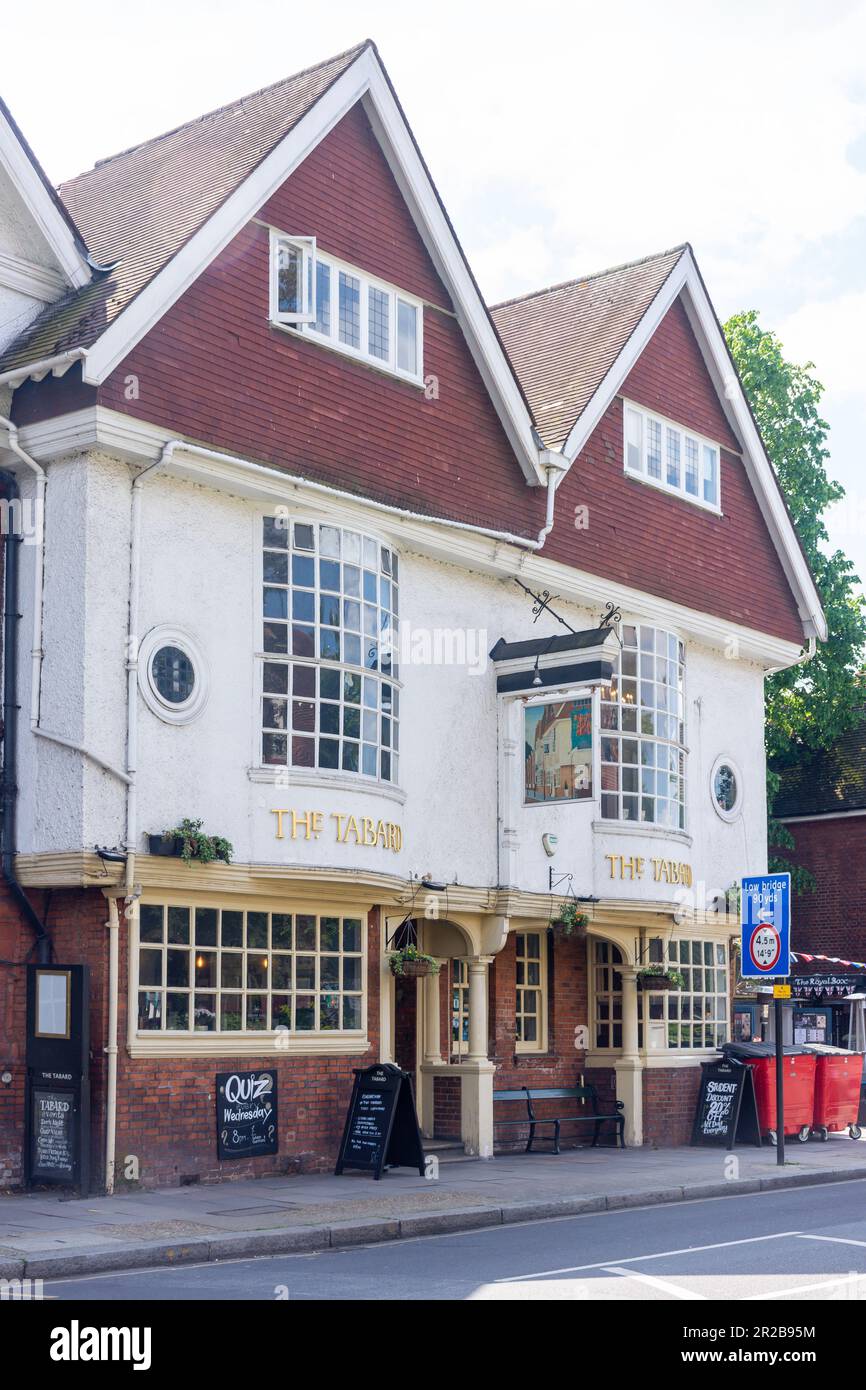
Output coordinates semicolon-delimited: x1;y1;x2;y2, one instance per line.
774;996;785;1166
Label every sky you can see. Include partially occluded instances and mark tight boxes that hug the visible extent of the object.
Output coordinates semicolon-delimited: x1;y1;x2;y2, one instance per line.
4;0;865;592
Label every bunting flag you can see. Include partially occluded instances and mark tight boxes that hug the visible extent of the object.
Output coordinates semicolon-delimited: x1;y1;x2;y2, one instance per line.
792;951;866;971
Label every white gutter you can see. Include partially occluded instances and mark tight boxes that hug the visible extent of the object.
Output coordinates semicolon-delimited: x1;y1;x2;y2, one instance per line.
151;436;568;554
0;348;87;389
104;895;121;1194
0;412;130;783
766;634;817;677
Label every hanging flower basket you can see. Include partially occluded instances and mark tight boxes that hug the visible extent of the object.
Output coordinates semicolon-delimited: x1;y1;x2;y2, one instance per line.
389;946;440;979
549;902;589;937
636;967;685;991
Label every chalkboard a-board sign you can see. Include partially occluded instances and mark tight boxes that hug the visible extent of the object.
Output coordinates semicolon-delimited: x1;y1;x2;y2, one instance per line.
31;1088;76;1182
691;1057;762;1148
335;1063;425;1179
216;1069;278;1160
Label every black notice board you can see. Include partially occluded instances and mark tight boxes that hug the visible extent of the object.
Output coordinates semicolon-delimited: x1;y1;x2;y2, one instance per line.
335;1063;426;1179
216;1069;278;1160
691;1057;762;1148
31;1088;76;1182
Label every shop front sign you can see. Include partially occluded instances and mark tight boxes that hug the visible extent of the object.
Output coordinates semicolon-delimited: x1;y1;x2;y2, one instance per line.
271;808;402;851
604;854;693;886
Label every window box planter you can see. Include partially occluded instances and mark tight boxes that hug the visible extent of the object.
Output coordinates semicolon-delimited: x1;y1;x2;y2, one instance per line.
147;834;182;857
147;819;233;866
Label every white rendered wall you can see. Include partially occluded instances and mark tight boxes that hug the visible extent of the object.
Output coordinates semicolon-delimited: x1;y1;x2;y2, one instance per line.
19;454;770;902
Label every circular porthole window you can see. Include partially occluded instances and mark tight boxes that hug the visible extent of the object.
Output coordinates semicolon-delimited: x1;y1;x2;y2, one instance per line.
711;756;742;821
139;627;208;725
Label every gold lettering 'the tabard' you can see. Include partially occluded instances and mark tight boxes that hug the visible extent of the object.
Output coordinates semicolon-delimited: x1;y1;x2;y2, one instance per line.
270;809;402;853
605;854;692;887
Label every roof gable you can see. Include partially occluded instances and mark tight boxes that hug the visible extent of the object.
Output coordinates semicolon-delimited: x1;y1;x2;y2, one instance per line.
0;42;543;485
0;96;91;293
491;247;686;451
497;244;825;643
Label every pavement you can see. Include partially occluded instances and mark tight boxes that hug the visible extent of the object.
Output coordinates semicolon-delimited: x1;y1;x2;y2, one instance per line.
41;1177;866;1302
2;1133;866;1282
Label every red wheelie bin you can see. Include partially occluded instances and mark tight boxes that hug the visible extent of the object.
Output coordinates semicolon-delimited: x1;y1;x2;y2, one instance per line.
722;1042;817;1145
807;1045;863;1141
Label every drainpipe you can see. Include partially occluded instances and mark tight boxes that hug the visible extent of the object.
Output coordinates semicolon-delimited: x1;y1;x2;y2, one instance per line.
535;450;569;548
766;634;817;677
0;468;51;961
104;894;120;1193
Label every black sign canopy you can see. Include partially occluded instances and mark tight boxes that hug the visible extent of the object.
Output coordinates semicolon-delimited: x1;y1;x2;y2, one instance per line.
335;1063;425;1179
691;1056;762;1148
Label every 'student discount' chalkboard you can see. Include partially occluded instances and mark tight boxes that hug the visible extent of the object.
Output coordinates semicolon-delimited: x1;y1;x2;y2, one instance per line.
335;1063;426;1179
691;1057;762;1148
216;1069;278;1160
31;1088;76;1181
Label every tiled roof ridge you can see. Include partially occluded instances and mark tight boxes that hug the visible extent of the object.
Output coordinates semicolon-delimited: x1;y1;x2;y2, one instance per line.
490;244;689;311
62;39;371;184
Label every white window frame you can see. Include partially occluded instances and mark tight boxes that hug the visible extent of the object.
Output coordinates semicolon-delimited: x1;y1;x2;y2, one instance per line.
623;399;722;512
138;625;209;726
588;936;729;1058
451;958;470;1058
269;232;316;325
268;229;424;384
130;896;369;1057
515;930;548;1054
710;754;743;822
256;513;401;789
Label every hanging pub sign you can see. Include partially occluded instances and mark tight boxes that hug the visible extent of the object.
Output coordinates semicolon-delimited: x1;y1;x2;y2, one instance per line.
25;964;90;1192
216;1069;278;1160
691;1056;762;1149
524;696;593;804
335;1063;425;1179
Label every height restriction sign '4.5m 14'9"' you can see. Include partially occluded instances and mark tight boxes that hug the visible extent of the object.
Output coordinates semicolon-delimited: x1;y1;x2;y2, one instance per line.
740;873;791;978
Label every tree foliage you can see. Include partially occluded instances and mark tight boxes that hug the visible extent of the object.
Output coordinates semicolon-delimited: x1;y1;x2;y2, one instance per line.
724;310;866;883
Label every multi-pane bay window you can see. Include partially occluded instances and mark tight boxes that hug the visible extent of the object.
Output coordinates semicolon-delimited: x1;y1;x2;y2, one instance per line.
600;624;686;829
270;232;423;382
260;518;399;783
592;939;728;1052
137;904;365;1034
624;400;719;508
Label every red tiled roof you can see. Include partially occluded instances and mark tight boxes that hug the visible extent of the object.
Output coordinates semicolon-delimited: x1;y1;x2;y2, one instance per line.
490;247;687;449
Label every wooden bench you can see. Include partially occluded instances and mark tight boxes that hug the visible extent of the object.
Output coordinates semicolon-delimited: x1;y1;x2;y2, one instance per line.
493;1084;626;1153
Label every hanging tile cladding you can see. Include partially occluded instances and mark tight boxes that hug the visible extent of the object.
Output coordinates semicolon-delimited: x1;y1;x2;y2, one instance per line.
90;103;543;537
542;301;804;644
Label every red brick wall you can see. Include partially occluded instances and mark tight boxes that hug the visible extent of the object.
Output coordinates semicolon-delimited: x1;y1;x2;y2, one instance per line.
1;887;382;1190
783;814;866;960
433;1075;461;1139
642;1066;701;1146
0;883;110;1188
490;929;595;1149
543;301;805;645
393;975;417;1075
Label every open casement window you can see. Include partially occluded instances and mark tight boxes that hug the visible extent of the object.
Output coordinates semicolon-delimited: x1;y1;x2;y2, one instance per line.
271;233;316;325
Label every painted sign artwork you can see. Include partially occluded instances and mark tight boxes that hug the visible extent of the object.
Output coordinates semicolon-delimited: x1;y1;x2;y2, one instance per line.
525;697;592;804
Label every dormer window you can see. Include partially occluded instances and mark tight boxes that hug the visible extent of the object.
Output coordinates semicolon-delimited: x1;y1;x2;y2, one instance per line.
270;231;423;383
623;400;720;510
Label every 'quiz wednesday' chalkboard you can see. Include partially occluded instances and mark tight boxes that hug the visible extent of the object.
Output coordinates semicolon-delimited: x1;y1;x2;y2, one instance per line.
335;1063;425;1179
216;1069;278;1160
691;1057;761;1148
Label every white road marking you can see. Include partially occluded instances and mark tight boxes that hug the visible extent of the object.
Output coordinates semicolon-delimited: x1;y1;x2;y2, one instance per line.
747;1273;862;1299
796;1233;866;1249
497;1230;802;1282
602;1265;707;1299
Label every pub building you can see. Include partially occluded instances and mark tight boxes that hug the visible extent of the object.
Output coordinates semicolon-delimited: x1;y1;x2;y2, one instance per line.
0;41;826;1190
